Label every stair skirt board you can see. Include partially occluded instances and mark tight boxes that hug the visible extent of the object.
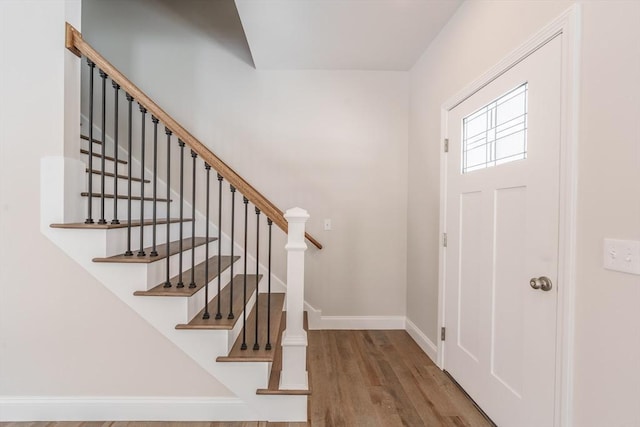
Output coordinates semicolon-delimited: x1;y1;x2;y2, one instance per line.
41;155;305;421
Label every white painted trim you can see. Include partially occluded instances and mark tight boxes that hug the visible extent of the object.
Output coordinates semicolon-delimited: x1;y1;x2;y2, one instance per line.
405;318;438;363
304;301;323;330
316;315;406;330
437;86;449;370
0;396;250;421
280;207;310;391
437;5;580;427
303;301;406;330
555;6;581;427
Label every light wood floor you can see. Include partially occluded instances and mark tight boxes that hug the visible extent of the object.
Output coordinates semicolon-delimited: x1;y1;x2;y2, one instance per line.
1;330;490;427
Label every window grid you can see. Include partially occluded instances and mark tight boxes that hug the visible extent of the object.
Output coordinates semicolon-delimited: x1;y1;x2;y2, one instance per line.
462;83;528;174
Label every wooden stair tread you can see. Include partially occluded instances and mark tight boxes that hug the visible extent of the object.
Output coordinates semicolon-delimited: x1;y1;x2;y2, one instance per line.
93;236;216;263
80;148;127;164
257;312;311;396
175;274;261;328
50;218;191;230
217;293;285;363
135;256;240;297
81;134;103;145
81;192;171;202
87;168;149;183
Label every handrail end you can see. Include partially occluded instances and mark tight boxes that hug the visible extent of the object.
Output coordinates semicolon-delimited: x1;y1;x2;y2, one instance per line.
306;233;323;250
65;22;81;57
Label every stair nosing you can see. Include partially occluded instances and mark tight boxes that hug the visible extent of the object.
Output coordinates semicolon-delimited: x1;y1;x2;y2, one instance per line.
80;149;127;164
134;255;240;297
175;274;262;328
50;218;192;230
216;293;285;363
86;168;149;183
81;134;103;145
80;192;171;202
93;236;216;264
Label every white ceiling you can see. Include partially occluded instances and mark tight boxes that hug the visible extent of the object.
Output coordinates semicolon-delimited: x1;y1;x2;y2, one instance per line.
234;0;463;71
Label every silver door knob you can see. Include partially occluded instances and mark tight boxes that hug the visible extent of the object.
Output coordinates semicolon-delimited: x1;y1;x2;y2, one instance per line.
529;276;553;291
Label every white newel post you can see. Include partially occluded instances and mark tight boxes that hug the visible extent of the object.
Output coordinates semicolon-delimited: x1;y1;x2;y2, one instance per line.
280;207;310;390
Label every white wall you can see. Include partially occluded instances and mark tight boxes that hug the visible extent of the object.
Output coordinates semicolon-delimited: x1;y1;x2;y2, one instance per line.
0;0;231;398
572;2;640;426
81;0;410;319
407;1;640;426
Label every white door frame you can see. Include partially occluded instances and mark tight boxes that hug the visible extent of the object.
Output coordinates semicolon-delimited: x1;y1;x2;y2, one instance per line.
437;5;581;427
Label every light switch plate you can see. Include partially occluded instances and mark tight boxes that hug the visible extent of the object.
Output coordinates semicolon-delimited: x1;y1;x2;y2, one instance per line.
603;239;640;275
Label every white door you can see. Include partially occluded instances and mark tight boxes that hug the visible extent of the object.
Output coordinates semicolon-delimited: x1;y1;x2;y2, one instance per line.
443;35;562;427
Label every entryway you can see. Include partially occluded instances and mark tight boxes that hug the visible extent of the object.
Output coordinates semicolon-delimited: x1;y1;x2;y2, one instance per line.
442;33;565;427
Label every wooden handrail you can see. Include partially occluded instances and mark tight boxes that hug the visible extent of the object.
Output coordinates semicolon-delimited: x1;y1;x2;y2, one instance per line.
65;23;322;249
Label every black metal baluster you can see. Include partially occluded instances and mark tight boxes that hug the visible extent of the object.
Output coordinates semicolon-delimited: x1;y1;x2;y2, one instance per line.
177;139;186;288
124;93;134;256
137;105;147;257
97;70;108;225
265;218;273;350
150;116;159;257
241;196;249;351
111;82;120;224
189;150;197;289
85;59;95;225
203;163;211;319
228;186;236;320
253;207;261;351
215;173;223;320
163;128;173;288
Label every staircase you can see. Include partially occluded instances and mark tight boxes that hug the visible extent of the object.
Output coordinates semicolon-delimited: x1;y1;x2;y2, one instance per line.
38;23;320;422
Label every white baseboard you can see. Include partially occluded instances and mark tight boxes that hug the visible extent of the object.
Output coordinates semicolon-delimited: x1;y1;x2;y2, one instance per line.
317;315;406;330
304;301;406;330
0;396;251;421
304;301;322;329
405;318;438;363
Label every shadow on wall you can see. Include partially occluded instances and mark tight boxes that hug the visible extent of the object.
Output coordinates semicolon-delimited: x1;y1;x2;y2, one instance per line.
154;0;255;68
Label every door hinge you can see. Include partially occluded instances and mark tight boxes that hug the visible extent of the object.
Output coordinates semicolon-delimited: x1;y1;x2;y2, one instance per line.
444;138;449;153
443;233;448;247
441;327;446;341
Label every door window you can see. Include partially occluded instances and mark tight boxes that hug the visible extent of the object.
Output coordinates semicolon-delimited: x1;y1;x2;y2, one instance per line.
462;83;528;173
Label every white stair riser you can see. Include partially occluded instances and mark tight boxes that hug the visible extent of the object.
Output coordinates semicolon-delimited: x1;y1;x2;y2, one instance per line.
183;266;236;322
85;174;149;198
81;154;121;175
83;192;196;222
102;222;202;256
134;242;216;290
228;290;257;351
85;197;172;223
